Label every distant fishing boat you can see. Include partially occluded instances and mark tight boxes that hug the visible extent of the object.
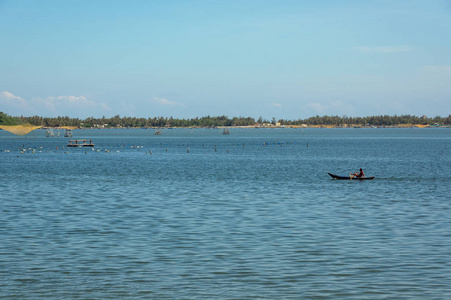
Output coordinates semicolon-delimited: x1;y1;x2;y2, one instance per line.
328;173;374;180
64;129;73;137
46;129;55;137
67;139;94;147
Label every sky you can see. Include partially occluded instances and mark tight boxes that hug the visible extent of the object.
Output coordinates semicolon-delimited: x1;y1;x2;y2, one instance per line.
1;0;451;120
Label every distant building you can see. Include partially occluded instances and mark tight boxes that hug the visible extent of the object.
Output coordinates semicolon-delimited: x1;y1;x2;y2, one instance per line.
422;115;427;119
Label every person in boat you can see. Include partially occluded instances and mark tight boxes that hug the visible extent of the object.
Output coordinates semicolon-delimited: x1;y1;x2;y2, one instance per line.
350;168;364;178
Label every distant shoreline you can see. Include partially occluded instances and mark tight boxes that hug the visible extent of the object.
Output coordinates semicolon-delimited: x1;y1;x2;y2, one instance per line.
2;112;450;129
40;124;449;129
3;124;447;136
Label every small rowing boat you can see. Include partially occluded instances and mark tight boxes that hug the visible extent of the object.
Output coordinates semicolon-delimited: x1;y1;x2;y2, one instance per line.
328;173;374;180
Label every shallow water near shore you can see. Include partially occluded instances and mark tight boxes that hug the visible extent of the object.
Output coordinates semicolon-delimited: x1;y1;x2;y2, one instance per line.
1;128;450;299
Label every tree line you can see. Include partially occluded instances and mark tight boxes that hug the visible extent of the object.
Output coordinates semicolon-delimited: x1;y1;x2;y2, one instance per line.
279;115;451;126
1;111;450;127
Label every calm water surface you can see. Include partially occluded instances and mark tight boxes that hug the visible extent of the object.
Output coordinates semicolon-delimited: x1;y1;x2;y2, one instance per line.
1;128;450;299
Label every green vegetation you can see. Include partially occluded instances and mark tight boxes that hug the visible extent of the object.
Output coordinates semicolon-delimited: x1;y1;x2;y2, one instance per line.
1;111;450;128
0;112;24;125
1;114;257;128
280;115;451;126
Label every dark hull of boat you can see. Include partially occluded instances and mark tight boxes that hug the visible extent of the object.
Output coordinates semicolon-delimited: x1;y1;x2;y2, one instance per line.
328;173;374;180
67;144;95;147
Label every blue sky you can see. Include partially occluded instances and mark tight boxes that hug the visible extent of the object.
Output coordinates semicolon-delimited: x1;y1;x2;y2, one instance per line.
1;0;450;119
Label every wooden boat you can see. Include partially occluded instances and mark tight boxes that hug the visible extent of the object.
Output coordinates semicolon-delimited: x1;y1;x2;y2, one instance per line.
328;173;374;180
67;139;95;147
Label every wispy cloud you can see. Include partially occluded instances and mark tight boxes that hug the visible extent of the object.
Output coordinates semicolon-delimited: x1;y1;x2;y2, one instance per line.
56;95;88;102
0;91;27;105
355;46;413;53
273;102;282;107
304;100;356;116
151;97;184;107
307;102;329;114
0;91;110;117
31;95;111;115
0;91;30;115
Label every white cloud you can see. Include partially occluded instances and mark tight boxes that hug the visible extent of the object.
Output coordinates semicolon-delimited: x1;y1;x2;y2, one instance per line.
0;91;30;115
0;91;27;105
273;102;282;107
0;91;110;117
151;97;184;107
355;46;413;53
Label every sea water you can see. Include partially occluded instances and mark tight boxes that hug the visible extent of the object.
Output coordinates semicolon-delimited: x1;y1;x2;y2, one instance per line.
1;128;450;299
